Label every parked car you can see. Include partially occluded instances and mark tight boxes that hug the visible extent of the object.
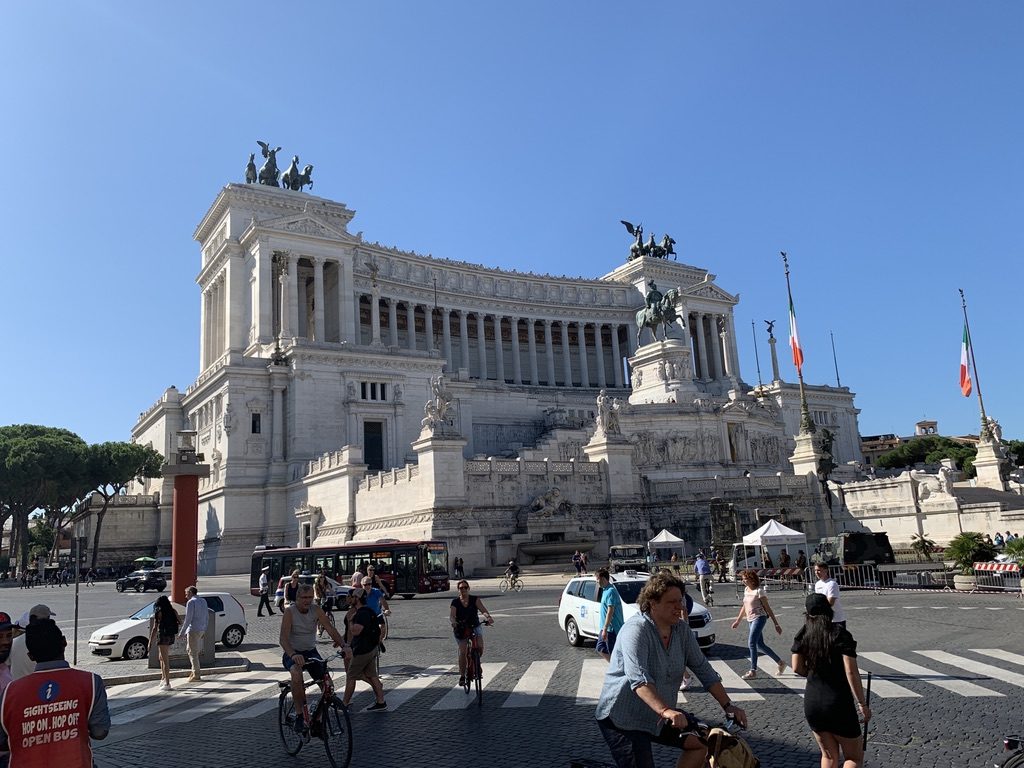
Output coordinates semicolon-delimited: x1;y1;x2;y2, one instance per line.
275;573;350;611
115;570;167;593
88;591;247;660
557;571;716;651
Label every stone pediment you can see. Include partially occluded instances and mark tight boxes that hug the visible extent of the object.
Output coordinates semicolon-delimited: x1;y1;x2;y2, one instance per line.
259;213;352;242
680;279;737;304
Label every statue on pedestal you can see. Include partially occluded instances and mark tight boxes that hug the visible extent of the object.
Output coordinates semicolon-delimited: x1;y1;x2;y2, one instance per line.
634;280;680;345
595;389;622;436
421;374;454;433
256;141;282;186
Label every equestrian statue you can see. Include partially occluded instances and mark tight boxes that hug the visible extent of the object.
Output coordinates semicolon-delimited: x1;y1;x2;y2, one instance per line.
635;280;681;346
281;155;314;191
621;220;677;261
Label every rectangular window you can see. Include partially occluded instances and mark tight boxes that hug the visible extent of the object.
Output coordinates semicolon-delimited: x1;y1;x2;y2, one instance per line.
251;413;261;434
361;382;367;400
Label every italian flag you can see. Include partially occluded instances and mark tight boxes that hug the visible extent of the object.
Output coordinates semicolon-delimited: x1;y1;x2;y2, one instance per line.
789;298;804;373
960;323;972;397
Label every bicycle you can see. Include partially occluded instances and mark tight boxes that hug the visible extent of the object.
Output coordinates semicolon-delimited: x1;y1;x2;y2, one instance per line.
499;574;523;593
999;734;1024;768
316;601;337;640
456;620;490;707
569;715;747;768
278;650;353;768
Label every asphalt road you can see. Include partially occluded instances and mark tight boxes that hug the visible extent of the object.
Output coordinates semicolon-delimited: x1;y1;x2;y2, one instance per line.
5;576;1023;768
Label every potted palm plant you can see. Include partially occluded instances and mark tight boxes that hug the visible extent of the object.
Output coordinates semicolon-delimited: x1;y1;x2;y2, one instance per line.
946;532;998;591
910;533;937;561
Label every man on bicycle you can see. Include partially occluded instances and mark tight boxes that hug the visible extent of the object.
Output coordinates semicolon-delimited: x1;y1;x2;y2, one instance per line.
280;584;346;736
504;559;521;588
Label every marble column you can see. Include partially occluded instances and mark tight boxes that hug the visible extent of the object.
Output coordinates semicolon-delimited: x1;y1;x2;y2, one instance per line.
459;310;470;371
594;323;606;388
577;322;590;388
338;258;356;344
476;313;487;379
695;313;709;379
442;309;452;370
544;320;556;386
726;313;741;382
313;257;325;341
370;285;382;346
257;244;272;343
560;321;572;386
710;314;724;380
287;255;299;340
200;288;210;369
610;325;624;388
278;266;292;339
388;298;399;347
719;316;734;379
527;319;539;385
271;379;286;461
493;316;505;383
406;302;417;350
510;317;522;384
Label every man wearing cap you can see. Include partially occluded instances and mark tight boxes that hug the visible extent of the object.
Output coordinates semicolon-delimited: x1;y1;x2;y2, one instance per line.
9;606;55;681
0;619;110;768
258;566;275;617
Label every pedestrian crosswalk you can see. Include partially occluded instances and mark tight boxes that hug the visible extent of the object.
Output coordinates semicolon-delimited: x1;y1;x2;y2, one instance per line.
104;646;1024;727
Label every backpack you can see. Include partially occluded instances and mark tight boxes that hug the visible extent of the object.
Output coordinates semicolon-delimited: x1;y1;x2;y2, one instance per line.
353;607;381;654
706;727;759;768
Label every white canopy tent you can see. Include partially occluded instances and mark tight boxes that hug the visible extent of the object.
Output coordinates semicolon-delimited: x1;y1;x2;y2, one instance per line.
733;520;807;572
648;529;687;561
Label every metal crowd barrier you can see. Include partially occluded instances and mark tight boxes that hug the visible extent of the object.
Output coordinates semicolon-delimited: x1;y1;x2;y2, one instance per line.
972;562;1023;597
733;567;807;598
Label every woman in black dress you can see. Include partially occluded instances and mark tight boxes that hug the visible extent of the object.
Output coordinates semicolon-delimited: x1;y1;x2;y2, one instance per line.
149;595;179;691
791;593;871;768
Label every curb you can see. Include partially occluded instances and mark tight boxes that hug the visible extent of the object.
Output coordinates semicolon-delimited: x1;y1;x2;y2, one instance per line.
104;656;251;687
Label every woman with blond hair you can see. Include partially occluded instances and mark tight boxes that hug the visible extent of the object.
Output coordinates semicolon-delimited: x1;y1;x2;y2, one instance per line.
730;569;786;679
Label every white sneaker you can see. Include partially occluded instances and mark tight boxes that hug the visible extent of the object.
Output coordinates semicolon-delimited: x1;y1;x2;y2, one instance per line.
160;682;172;691
777;661;787;676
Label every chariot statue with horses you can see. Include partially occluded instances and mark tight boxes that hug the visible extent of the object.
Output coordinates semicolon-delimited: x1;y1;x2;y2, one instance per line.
635;280;682;346
245;142;315;192
621;220;677;261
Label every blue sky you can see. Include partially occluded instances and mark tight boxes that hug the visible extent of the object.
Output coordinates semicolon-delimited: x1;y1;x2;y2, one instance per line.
2;3;1021;445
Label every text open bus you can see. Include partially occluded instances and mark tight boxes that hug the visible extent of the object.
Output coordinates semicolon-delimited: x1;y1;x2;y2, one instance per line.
250;539;450;599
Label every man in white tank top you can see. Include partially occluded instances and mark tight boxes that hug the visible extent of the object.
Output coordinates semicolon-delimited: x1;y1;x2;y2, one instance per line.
280;584;346;734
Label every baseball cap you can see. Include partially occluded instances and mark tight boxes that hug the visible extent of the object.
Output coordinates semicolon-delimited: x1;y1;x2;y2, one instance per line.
0;612;13;631
805;593;832;617
17;604;55;627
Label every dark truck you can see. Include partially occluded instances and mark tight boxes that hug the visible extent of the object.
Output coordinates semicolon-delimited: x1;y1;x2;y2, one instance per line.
816;532;897;587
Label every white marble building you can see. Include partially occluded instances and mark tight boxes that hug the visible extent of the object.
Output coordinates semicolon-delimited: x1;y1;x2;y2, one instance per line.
117;182;870;574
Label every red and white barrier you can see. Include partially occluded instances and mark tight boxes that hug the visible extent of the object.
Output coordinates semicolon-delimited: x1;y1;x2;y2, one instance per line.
973;561;1021;573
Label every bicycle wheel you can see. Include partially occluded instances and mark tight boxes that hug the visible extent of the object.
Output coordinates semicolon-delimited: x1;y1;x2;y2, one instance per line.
462;646;474;694
322;698;353;768
513;578;524;593
472;648;483;707
278;687;304;756
380;613;389;641
499;578;510;593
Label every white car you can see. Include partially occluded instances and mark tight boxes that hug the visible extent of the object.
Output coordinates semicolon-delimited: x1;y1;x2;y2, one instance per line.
557;571;715;651
88;592;248;660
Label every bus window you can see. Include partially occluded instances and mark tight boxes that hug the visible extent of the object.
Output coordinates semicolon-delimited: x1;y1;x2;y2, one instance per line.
423;543;449;575
283;555;307;575
370;551;393;575
314;555;337;577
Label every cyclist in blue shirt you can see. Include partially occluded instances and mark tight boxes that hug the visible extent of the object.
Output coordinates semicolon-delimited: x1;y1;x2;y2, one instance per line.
361;576;391;637
597;569;624;661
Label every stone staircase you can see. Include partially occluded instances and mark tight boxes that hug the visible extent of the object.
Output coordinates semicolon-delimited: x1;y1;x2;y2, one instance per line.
955;485;1024;511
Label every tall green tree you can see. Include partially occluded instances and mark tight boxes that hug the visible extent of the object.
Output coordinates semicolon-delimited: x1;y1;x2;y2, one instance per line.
876;435;978;477
0;425;89;571
82;442;164;569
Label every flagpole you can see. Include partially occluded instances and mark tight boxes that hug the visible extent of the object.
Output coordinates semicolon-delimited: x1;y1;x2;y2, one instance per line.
830;331;841;388
782;252;815;435
959;289;989;438
751;320;764;389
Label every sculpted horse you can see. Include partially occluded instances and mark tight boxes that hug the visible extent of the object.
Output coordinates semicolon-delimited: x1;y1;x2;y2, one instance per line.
282;157;314;192
244;153;258;184
635;288;680;346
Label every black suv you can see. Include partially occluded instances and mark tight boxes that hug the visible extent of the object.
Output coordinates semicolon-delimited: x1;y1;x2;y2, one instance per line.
115;569;167;593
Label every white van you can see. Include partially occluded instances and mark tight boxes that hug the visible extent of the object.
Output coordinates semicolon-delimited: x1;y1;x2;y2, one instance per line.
153;557;173;574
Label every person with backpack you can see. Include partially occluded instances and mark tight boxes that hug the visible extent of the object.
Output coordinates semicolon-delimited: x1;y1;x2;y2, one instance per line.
791;593;871;768
341;588;387;712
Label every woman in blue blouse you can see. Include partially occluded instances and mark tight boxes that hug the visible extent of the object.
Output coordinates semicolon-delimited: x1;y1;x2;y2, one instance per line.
595;571;748;768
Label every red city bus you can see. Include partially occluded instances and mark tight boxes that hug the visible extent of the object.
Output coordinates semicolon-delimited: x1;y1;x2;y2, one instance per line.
250;539;450;599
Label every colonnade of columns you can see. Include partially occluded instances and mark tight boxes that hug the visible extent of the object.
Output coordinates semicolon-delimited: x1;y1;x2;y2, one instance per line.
356;294;634;389
201;272;227;369
687;311;739;381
